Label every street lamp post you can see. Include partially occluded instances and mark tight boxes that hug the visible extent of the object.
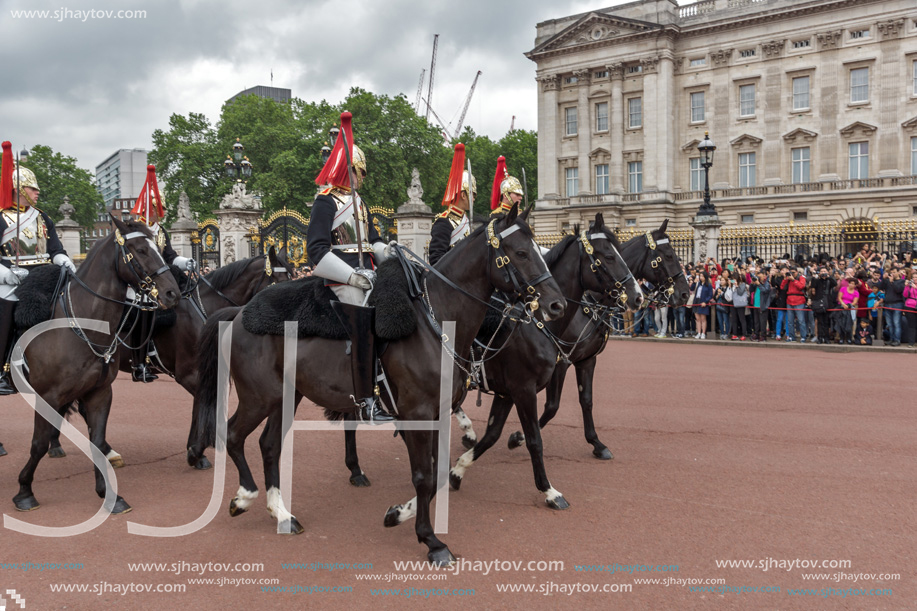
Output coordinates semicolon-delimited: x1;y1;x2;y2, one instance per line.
223;138;253;182
696;131;717;217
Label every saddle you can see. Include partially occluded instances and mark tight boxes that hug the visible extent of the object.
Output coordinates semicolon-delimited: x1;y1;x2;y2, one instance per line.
241;257;418;341
13;264;186;330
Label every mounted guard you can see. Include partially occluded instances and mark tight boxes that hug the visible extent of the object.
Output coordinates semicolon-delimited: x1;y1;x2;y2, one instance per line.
128;164;197;382
0;141;76;395
428;143;474;266
490;155;524;216
306;111;393;423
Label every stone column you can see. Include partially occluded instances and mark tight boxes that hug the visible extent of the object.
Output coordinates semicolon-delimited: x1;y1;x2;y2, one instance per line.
215;182;263;266
575;69;593;195
816;30;842;181
536;74;560;199
56;197;82;257
394;168;434;259
878;20;905;177
608;62;625;194
168;191;197;259
641;56;659;192
656;53;674;193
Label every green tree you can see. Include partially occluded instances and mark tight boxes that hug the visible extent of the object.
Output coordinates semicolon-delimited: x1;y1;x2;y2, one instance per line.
19;145;103;229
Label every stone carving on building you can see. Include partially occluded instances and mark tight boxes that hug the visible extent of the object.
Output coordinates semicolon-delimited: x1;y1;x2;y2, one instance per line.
220;181;262;210
406;168;424;205
761;39;786;58
59;196;75;222
672;56;685;74
877;19;905;40
575;25;620;44
640;55;659;74
816;30;842;50
572;69;592;86
697;229;708;261
606;62;624;79
782;128;818;143
223;236;235;266
177;191;193;221
537;74;559;92
710;48;733;66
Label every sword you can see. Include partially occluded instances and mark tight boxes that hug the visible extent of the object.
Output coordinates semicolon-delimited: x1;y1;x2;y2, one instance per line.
14;150;20;269
337;127;364;269
522;167;531;214
466;158;474;229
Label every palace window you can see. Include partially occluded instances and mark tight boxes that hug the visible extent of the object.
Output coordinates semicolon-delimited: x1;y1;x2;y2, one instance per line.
792;76;810;110
565;107;578;136
595;102;608;132
738;152;756;187
690;91;705;123
627;161;643;193
739;84;756;117
792;147;810;184
595;164;609;195
850;67;869;103
565;167;579;196
848;142;869;179
627;97;642;129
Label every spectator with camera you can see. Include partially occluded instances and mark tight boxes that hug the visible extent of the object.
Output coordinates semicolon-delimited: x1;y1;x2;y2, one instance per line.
782;267;809;342
810;266;836;344
880;268;905;346
751;271;772;341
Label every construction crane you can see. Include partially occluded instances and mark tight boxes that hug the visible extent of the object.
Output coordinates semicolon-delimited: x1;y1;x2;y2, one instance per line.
425;34;438;121
510;115;515;131
420;97;452;142
414;69;426;113
452;70;482;139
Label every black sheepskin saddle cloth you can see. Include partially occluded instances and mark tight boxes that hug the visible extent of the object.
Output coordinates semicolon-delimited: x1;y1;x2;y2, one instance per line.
13;264;185;330
241;258;417;341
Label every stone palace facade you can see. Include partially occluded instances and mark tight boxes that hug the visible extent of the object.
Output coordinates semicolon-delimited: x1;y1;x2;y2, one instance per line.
526;0;917;235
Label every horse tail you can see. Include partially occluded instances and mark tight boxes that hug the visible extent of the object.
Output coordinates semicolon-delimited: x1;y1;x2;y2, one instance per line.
195;306;242;449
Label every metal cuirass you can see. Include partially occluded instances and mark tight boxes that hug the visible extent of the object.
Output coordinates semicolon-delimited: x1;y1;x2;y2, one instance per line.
330;191;372;253
1;207;50;265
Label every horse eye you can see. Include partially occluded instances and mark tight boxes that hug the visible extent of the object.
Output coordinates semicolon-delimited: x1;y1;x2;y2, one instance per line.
515;250;529;260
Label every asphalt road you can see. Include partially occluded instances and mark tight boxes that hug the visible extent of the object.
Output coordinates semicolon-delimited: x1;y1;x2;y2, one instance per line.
0;341;912;610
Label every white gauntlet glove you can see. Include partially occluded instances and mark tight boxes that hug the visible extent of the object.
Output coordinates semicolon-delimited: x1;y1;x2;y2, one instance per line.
384;240;399;260
53;254;77;274
0;265;23;285
348;268;376;290
173;256;198;272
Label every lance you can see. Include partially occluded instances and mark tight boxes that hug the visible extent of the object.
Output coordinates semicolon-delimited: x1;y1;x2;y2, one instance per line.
337;127;364;268
466;158;474;229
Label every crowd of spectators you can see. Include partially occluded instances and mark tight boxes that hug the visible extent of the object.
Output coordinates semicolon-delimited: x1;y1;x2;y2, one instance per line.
618;244;917;348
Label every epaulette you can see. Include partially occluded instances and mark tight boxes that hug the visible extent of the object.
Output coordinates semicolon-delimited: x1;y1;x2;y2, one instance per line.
318;187;333;196
437;209;451;219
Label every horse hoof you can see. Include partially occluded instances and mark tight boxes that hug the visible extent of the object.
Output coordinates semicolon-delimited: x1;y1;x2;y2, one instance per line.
111;497;132;515
461;435;476;450
349;473;371;487
194;456;212;471
13;495;40;512
383;505;403;528
507;431;525;450
278;517;304;535
546;495;571;510
48;446;66;458
109;456;125;469
449;472;462;491
593;448;613;460
0;443;7;457
229;499;248;517
427;547;456;567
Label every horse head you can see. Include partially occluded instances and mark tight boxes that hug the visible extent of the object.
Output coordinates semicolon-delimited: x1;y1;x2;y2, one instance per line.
646;219;690;306
110;214;180;309
490;204;566;321
580;212;643;311
265;246;292;285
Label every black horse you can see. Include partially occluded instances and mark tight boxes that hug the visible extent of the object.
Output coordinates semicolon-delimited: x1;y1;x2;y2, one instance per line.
505;219;691;459
380;214;643;526
193;205;566;565
44;248;291;471
12;217;180;513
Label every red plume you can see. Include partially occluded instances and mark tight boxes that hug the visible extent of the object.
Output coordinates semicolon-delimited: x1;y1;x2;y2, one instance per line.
315;111;356;188
131;164;166;221
441;143;466;207
0;142;13;210
490;155;507;210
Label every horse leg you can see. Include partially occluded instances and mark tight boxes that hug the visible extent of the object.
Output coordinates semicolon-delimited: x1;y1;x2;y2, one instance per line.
508;361;571;450
454;407;476;450
344;414;370;487
403;428;454;566
515;392;570;510
186;393;213;471
260;410;303;535
48;425;66;458
13;408;61;511
81;386;131;514
226;401;268;518
575;357;612;460
449;394;513;491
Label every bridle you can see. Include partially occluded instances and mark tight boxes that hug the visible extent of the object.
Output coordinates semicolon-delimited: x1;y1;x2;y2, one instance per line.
487;218;553;314
578;229;634;309
641;231;685;307
114;227;172;303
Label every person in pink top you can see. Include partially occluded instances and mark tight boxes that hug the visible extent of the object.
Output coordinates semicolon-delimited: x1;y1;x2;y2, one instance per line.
903;269;917;347
837;277;860;344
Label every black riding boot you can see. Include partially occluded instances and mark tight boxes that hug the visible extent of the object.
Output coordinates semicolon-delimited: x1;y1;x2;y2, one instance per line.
331;301;394;424
131;310;158;383
0;298;18;395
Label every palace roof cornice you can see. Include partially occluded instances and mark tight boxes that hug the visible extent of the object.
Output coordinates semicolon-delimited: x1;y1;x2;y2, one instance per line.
526;0;893;63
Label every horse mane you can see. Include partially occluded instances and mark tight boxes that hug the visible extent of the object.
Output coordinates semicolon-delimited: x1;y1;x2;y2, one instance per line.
203;257;257;291
543;225;580;267
437;212;532;267
81;220;153;269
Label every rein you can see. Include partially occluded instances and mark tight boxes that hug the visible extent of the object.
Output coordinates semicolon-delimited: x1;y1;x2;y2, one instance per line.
192;254;287;320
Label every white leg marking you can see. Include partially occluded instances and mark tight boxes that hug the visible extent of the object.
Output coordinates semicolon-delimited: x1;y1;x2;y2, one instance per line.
397;497;417;524
450;448;475;480
266;487;293;522
545;487;563;502
106;449;122;460
233;486;258;511
455;409;476;441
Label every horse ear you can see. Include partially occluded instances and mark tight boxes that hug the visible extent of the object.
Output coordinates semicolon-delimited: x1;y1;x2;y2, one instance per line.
506;202;519;224
660;218;669;233
110;212;128;234
268;245;281;267
594;212;604;230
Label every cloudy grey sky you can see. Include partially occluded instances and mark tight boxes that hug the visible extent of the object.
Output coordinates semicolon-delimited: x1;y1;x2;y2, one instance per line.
1;0;672;173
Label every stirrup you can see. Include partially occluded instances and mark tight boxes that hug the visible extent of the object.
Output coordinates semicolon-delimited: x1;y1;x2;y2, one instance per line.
0;371;17;396
355;397;394;424
131;363;158;383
